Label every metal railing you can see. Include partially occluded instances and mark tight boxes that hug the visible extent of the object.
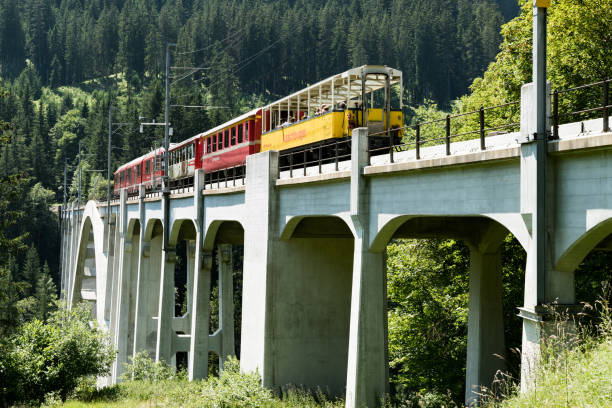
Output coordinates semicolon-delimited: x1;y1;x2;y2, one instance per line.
279;138;352;177
552;78;611;139
368;101;520;163
205;164;246;188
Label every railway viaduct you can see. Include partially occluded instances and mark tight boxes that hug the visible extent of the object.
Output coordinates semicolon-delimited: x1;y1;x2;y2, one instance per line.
59;82;612;407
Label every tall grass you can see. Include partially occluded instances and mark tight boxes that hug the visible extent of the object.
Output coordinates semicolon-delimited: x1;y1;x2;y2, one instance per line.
52;356;344;408
484;285;612;408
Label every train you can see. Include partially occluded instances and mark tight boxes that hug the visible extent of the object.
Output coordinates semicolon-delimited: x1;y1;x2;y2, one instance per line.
113;65;403;195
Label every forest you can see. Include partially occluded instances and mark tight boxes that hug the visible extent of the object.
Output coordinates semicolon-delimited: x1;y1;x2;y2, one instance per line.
0;0;611;406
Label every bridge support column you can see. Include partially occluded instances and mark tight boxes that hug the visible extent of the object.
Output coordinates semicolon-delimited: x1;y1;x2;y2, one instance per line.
218;243;235;371
241;150;279;385
346;128;387;408
189;169;211;379
244;151;353;394
133;185;149;359
520;78;578;392
111;188;133;383
155;248;176;364
465;246;506;406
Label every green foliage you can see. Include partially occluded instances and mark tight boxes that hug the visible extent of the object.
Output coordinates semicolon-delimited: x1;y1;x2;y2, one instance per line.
460;0;612;124
387;239;470;403
121;351;178;382
2;302;114;405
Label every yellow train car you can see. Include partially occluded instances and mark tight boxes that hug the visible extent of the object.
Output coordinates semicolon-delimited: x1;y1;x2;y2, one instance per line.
260;65;403;153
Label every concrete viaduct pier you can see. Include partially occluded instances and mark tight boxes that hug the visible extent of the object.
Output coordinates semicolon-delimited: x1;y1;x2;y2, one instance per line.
60;83;612;407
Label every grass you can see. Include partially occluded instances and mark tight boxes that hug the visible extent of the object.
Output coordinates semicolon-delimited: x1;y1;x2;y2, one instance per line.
51;297;612;408
485;295;612;408
48;357;344;408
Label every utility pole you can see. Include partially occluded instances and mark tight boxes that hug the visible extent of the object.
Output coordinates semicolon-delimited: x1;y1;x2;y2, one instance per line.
108;106;112;229
163;42;176;252
63;159;67;212
163;43;176;194
534;0;549;304
78;140;82;212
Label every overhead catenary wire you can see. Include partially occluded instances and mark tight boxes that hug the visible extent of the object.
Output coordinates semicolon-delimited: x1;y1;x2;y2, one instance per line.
174;25;251;56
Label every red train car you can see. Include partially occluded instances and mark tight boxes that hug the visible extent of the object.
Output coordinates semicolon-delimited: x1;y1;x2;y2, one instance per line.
112;108;262;194
113;148;164;196
200;108;262;173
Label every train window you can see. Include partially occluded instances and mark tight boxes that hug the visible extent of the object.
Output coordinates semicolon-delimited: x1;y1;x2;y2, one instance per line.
190;144;194;159
207;137;211;153
224;130;229;148
136;164;141;177
217;133;222;150
238;123;243;143
145;161;149;175
231;127;236;145
213;134;217;151
245;122;249;141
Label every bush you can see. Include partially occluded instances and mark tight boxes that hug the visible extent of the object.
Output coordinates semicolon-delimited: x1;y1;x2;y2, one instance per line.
121;351;178;382
0;301;115;405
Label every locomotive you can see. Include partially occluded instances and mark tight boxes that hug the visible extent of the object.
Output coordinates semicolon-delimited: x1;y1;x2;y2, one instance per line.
113;65;403;195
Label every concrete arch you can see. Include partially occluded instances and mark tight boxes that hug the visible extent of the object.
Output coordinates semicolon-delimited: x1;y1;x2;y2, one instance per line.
556;213;612;273
169;218;197;247
69;201;106;326
144;218;163;242
367;213;523;405
127;218;141;238
280;215;354;240
370;213;529;252
203;219;245;251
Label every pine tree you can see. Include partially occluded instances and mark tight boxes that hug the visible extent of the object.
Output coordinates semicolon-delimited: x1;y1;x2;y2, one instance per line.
22;244;40;296
0;0;26;78
34;262;57;321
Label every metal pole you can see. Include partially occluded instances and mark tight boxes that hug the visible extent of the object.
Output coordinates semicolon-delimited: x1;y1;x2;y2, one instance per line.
445;115;451;155
63;159;67;210
163;43;175;251
479;107;485;150
533;0;548;304
164;43;176;194
107;106;112;227
603;79;609;133
78;140;82;211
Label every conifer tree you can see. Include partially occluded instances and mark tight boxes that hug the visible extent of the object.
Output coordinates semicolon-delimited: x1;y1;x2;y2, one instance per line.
34;262;57;321
22;245;40;296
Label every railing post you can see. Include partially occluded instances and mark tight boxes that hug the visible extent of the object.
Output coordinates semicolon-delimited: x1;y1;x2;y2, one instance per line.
415;123;421;160
335;140;339;171
553;90;559;139
318;145;322;174
479;107;485;150
388;130;394;164
445;115;451;155
303;149;307;176
603;79;609;133
289;153;293;178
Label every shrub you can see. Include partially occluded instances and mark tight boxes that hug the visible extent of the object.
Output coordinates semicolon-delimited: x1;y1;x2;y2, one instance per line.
2;301;115;404
121;351;178;381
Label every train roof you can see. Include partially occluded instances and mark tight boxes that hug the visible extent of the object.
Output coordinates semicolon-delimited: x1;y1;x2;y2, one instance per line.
115;147;165;173
200;108;260;138
263;65;402;111
167;108;260;150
